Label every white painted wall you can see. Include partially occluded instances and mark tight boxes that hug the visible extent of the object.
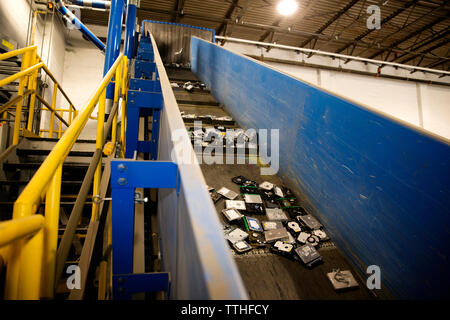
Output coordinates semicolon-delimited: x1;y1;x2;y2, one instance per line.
61;28;105;139
223;41;450;140
0;0;32;48
0;0;68;136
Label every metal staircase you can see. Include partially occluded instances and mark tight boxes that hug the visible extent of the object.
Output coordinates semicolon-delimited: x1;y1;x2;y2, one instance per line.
0;136;102;299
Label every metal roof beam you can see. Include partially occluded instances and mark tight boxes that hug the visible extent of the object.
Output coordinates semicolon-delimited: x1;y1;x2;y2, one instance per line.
367;14;448;60
171;0;186;23
335;0;419;54
216;0;240;35
300;0;360;48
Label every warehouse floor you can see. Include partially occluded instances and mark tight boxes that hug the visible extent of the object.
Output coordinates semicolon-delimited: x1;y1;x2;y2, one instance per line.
169;67;375;300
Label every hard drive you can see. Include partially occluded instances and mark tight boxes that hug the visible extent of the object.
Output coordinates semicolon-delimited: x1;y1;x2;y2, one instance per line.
313;229;329;242
244;194;263;204
232;176;247;185
327;270;359;291
271;241;294;259
246;203;265;215
262;221;283;231
259;181;274;191
295;244;322;267
225;228;248;244
274;186;284;198
266;208;289;221
286;221;302;236
248;232;267;247
233;240;252;253
297;214;323;230
222;208;243;222
297;232;311;244
225;200;246;210
240;186;259;194
244;216;263;232
217;187;238;200
264;227;290;243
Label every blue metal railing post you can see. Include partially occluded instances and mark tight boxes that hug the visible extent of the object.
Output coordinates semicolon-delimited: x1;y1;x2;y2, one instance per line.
124;0;138;58
103;0;125;110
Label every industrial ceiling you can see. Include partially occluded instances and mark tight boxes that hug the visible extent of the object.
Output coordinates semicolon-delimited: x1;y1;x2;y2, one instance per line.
78;0;450;71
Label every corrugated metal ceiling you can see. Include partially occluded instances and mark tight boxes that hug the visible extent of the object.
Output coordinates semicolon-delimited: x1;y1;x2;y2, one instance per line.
79;0;450;71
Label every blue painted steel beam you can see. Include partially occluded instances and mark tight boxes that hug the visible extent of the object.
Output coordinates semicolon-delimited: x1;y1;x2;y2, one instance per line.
111;160;178;299
113;273;170;299
129;78;161;92
190;37;450;299
54;0;106;52
103;0;125;99
124;1;137;58
68;0;111;9
134;60;157;78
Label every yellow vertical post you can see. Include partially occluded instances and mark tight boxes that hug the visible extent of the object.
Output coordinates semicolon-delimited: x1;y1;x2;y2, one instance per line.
57;109;63;138
111;59;122;144
5;202;43;300
48;83;58;138
17;227;44;299
120;57;128;157
26;47;38;132
68;105;74;125
91;89;106;222
12;50;32;144
41;163;62;299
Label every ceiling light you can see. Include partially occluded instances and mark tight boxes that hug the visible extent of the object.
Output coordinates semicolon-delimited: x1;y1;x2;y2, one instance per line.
277;0;298;16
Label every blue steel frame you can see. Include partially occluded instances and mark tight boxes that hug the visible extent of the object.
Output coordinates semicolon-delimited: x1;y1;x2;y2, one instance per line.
125;36;162;159
141;20;216;42
124;1;137;58
111;160;178;299
103;0;125;100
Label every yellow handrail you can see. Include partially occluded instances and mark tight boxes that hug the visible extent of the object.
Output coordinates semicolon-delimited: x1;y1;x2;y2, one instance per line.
0;45;78;142
0;215;45;248
2;52;127;300
0;62;43;88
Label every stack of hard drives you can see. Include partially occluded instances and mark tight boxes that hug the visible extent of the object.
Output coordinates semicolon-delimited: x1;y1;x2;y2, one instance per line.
182;112;235;126
188;126;258;153
209;176;330;268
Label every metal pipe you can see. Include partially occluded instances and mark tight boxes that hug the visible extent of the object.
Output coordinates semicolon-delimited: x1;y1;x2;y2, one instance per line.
0;215;45;248
68;0;111;9
216;36;450;77
41;164;62;299
54;0;106;52
124;0;138;58
103;0;125;102
55;149;101;285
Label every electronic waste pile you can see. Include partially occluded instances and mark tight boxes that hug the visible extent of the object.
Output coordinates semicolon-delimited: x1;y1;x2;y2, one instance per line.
208;177;330;268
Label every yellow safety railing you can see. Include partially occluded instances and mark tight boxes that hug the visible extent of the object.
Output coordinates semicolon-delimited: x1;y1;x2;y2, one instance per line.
0;46;77;143
0;48;128;300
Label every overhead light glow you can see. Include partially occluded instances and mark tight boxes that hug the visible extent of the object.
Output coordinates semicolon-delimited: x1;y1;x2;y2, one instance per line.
277;0;298;16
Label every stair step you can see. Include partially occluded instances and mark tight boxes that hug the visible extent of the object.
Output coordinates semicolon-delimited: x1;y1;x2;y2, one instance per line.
2;162;98;172
25;137;96;144
0;180;83;186
16;149;95;157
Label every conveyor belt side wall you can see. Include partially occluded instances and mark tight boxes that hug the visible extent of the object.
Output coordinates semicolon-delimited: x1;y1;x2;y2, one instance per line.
150;35;248;300
190;36;450;299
